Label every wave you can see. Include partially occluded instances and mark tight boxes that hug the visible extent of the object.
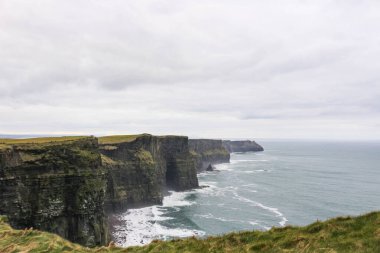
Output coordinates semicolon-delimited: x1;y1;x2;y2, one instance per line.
195;213;243;223
230;159;269;165
214;163;233;171
113;191;205;247
163;190;196;207
232;192;288;227
249;221;270;230
234;169;271;174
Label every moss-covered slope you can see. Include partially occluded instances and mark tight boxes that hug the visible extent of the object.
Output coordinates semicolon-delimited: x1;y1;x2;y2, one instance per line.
0;211;379;253
0;136;108;247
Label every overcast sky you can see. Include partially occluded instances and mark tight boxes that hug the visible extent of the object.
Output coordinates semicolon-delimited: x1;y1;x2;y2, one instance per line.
1;0;380;140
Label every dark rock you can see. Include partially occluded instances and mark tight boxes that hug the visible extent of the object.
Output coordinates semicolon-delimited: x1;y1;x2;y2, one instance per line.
99;134;199;212
189;139;230;171
206;164;215;171
0;137;109;247
222;140;264;152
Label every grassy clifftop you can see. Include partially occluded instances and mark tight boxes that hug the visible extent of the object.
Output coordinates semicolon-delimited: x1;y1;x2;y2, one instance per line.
98;135;145;145
0;211;379;253
0;136;91;151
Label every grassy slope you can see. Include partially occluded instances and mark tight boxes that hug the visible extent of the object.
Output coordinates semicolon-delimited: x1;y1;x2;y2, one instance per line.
0;136;91;150
0;212;379;253
98;135;146;145
0;136;89;144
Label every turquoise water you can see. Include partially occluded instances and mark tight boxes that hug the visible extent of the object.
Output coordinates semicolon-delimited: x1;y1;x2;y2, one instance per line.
114;141;380;247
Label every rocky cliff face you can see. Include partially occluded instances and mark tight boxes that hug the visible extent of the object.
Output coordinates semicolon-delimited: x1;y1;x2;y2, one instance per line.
99;134;199;212
0;134;235;247
189;139;230;171
222;140;264;152
0;137;108;247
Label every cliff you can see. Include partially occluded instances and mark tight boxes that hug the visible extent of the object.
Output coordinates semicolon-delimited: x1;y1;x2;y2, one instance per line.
1;211;378;252
189;139;230;171
223;140;264;152
0;136;108;247
99;134;199;212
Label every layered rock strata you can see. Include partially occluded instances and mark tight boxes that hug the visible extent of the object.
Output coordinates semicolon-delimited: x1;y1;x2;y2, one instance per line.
0;137;108;247
99;134;199;212
0;134;263;247
189;139;230;171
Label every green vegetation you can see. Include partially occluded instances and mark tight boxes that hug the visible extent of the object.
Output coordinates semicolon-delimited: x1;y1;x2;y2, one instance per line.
0;212;379;252
101;154;120;165
0;136;89;145
203;148;230;157
0;136;91;151
136;149;155;165
98;135;147;145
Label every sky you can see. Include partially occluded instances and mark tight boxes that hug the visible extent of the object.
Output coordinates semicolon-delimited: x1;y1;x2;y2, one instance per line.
1;0;380;140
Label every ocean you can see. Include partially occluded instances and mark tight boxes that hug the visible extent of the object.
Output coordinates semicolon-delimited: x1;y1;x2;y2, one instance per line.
112;140;380;247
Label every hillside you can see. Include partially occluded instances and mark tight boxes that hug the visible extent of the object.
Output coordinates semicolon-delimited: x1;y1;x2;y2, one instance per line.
0;211;379;253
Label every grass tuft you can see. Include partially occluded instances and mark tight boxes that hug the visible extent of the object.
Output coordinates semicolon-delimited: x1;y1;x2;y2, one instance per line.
0;212;379;252
98;135;148;144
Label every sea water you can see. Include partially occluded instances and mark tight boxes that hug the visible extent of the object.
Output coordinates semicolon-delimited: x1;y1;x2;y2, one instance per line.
112;140;380;247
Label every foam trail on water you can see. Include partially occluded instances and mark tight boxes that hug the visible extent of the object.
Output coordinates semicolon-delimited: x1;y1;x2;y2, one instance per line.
214;163;233;171
232;192;288;227
113;191;205;247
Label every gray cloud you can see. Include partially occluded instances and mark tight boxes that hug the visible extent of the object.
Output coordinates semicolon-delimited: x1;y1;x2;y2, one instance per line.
0;0;380;140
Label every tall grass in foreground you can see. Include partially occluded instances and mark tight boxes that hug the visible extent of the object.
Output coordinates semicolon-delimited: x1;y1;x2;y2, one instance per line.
0;211;379;252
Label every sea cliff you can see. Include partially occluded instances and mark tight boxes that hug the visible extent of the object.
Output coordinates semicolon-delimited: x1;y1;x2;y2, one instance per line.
0;211;378;252
223;140;264;152
189;139;230;171
0;137;108;247
0;134;264;248
0;134;200;246
99;134;199;212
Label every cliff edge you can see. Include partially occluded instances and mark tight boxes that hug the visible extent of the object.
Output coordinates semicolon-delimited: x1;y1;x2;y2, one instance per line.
0;136;109;247
0;211;378;252
99;134;199;212
223;140;264;152
189;139;230;171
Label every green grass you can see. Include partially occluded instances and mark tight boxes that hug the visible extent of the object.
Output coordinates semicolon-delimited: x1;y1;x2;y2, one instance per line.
0;136;93;152
0;136;89;145
98;135;147;144
0;212;379;252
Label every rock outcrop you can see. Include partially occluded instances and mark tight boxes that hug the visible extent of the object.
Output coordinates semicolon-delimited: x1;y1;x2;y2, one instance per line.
0;137;109;247
99;134;199;212
189;139;230;171
0;134;263;247
223;140;264;152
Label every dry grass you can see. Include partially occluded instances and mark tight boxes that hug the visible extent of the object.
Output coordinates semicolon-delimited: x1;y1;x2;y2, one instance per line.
98;135;147;145
0;136;89;145
0;212;379;252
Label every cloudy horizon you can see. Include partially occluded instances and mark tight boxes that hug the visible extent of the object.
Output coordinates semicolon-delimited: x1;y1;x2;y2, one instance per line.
1;0;380;140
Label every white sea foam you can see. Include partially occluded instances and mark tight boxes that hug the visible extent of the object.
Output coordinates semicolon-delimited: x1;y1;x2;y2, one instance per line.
113;191;204;247
232;192;288;227
242;183;258;187
249;221;258;225
214;163;233;171
249;221;271;230
112;154;286;248
195;213;243;223
230;159;269;164
162;190;195;207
